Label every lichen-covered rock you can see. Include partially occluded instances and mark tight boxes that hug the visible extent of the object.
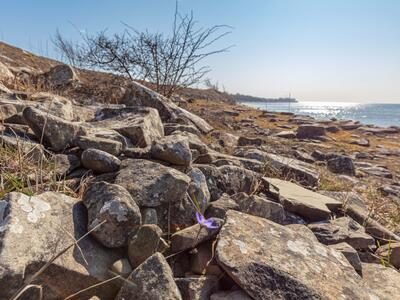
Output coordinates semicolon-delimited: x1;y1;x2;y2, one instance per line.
115;253;182;300
219;165;259;195
308;217;375;250
195;164;227;201
361;263;400;299
122;81;212;133
187;168;210;211
43;64;79;86
23;106;84;151
81;148;121;173
151;134;192;166
94;106;164;147
327;155;356;176
82;181;141;248
265;177;341;221
128;224;164;269
115;159;191;207
0;192;122;299
31;93;75;120
216;210;377;300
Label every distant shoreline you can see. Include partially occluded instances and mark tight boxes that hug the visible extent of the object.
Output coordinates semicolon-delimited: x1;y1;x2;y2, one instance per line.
233;93;297;104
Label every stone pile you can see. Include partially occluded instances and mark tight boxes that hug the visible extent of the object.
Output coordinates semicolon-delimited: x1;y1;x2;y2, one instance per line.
1;63;400;299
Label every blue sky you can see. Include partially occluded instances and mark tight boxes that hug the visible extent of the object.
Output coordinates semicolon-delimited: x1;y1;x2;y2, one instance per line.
1;0;399;103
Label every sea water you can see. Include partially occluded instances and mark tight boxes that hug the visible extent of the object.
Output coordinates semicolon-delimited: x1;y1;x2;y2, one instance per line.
240;101;400;128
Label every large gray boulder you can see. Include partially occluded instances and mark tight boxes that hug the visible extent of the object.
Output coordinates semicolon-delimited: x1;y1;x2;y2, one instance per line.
23;106;84;151
115;253;182;300
115;159;191;207
122;81;213;133
94;107;164;147
0;192;122;299
216;210;378;300
265;178;341;221
43;64;79;86
82;182;141;248
151;134;192;166
31;92;75;120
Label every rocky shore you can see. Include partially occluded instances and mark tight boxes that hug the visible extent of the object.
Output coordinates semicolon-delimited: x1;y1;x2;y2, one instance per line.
1;45;400;299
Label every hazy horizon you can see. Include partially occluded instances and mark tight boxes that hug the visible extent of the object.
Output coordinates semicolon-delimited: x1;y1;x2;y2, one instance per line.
1;0;399;103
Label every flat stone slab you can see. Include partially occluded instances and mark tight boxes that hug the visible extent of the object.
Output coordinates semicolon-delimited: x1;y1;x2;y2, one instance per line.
216;210;377;300
265;178;341;221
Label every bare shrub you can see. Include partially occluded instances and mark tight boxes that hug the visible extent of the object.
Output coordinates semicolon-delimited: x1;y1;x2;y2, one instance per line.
53;3;232;97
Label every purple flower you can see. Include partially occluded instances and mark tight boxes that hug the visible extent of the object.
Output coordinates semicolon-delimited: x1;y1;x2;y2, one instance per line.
196;211;219;229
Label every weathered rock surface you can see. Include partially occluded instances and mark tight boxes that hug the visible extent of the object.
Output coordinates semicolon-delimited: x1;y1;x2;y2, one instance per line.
232;193;285;224
122;81;213;133
95;106;164;147
171;220;223;253
327;155;356;176
75;134;124;156
308;217;375;250
175;275;218;300
210;290;252;300
265;178;341;221
43;64;79;86
235;148;319;186
361;263;400;299
82;181;141;248
323;191;400;242
115;252;182;300
375;242;400;269
81;148;121;173
151;134;192;166
216;210;377;300
31;93;75;120
187;168;211;211
328;243;362;275
115;159;191;207
23;106;84;151
296;124;326;139
205;194;240;219
0;192;122;299
128;224;164;269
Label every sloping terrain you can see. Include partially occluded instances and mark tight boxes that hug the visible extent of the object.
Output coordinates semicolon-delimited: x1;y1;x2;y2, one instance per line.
1;42;400;299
